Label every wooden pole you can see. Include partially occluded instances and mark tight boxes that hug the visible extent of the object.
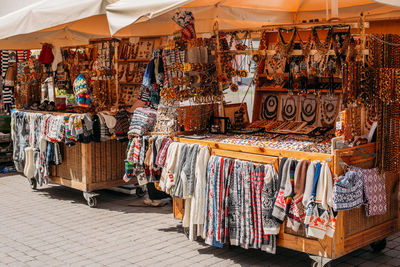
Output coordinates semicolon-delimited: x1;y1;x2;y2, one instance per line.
360;13;366;63
214;21;225;117
115;41;119;109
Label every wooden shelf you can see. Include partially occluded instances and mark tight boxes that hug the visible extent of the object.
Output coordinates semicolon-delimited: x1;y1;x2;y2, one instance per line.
257;86;342;93
118;58;151;62
119;81;142;85
63;60;91;65
214;49;369;56
259;73;342;81
257;85;284;91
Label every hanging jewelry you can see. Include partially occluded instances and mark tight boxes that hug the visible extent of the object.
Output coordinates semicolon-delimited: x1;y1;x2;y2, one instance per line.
326;58;336;97
269;52;284;85
298;31;312;59
332;25;351;73
287;59;296;94
300;96;317;124
261;94;278;120
277;27;297;57
234;31;249;50
313;26;333;55
281;96;297;121
230;83;239;92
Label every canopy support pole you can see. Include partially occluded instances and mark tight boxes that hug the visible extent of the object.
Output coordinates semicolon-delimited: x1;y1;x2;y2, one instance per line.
214;21;225;117
331;0;339;20
326;0;329;21
115;41;119;109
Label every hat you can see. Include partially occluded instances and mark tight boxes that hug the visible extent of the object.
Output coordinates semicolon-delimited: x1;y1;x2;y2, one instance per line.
73;74;92;107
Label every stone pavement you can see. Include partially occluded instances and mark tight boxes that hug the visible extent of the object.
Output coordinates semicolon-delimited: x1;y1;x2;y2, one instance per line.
0;174;399;267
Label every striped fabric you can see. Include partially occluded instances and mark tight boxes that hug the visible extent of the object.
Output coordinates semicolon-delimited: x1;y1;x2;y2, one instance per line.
1;51;10;77
2;86;13;104
17;50;30;63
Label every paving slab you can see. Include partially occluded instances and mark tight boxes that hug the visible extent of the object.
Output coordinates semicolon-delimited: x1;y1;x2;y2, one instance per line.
0;174;399;266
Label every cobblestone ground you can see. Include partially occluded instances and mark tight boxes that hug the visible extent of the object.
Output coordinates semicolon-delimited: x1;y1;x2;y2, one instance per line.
0;174;399;267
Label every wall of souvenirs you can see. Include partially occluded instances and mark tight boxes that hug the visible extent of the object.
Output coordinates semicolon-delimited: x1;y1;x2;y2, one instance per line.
7;22;400;187
8;38;157;187
196;26;400;172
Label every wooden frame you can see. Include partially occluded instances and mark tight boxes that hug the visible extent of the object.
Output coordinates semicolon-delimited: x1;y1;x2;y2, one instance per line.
173;138;399;260
224;103;250;126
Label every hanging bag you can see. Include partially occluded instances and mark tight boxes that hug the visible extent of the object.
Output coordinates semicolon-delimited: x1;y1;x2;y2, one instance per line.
38;43;54;64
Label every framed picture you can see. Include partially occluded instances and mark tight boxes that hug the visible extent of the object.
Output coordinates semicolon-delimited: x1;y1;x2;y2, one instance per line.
224;103;249;126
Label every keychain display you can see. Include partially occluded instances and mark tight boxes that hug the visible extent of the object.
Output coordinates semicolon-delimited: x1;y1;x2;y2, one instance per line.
161;37;221;104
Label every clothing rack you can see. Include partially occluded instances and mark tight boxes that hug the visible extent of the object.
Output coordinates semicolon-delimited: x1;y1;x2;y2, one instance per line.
212;148;279;170
175;137;398;265
21;110;99;116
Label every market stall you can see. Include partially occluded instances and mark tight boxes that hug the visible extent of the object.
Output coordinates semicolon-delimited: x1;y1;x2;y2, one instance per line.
8;37;166;206
1;1;400;265
116;14;400;266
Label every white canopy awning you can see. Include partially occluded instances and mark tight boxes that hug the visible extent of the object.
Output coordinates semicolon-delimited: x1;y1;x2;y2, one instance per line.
0;0;115;49
106;0;193;38
0;0;400;49
107;0;400;37
374;0;400;8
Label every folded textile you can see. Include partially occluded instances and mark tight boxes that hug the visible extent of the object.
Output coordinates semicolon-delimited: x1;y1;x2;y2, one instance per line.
128;107;157;136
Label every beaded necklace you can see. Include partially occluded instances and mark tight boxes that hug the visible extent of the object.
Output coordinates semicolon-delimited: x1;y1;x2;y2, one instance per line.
298;32;312;59
300;96;317;124
313;26;333;55
281;96;297;121
277;27;297;57
261;94;278;120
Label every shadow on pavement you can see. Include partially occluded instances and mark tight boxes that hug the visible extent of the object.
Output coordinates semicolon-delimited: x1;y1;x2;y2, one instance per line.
25;178;173;215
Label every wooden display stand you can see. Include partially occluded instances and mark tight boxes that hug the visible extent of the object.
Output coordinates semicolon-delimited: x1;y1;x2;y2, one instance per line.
28;140;136;207
169;22;400;264
173;137;399;264
52;140;136;207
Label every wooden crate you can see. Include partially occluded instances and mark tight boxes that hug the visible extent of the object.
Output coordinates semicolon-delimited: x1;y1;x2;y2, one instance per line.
51;140;136;192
